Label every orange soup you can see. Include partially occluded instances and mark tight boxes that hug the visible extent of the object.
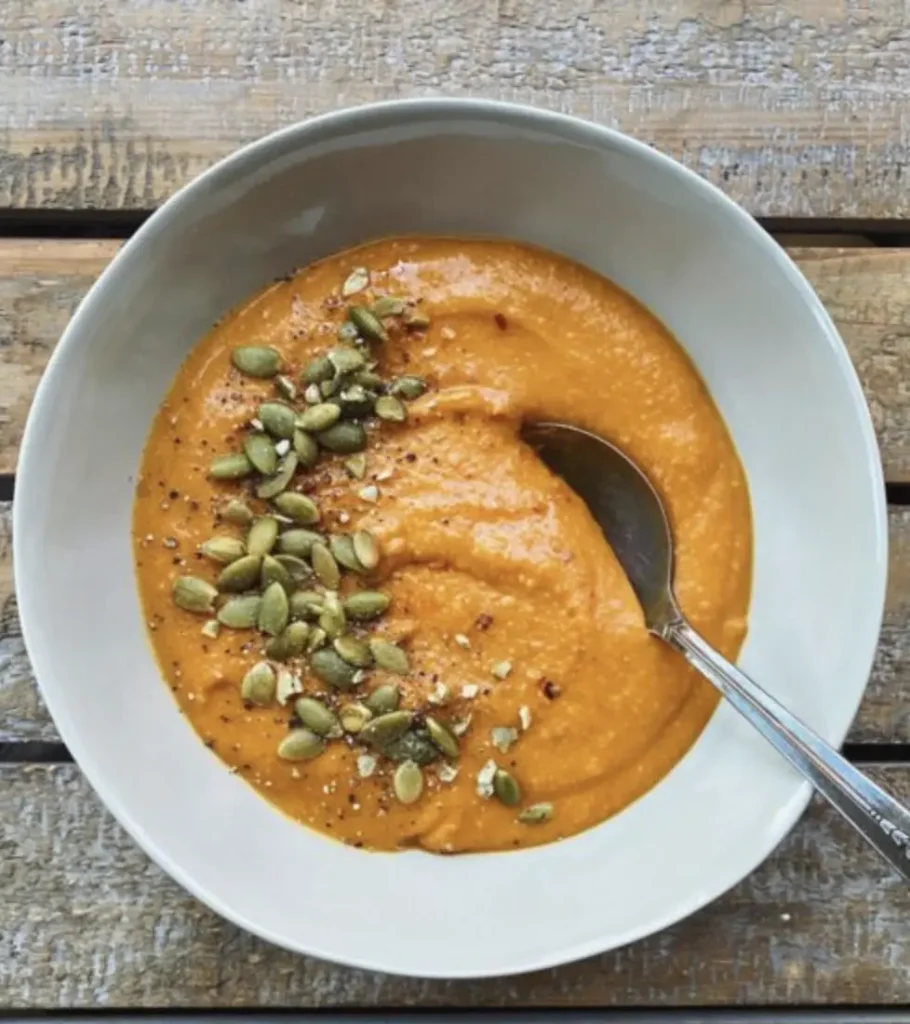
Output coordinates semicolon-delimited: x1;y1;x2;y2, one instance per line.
133;238;751;853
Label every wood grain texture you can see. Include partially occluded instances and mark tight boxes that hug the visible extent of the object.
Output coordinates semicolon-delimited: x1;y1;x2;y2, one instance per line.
3;242;910;480
2;0;910;216
2;762;908;1007
2;503;909;744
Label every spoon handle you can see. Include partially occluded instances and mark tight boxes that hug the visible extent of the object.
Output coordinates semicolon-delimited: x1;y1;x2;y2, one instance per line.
667;619;910;882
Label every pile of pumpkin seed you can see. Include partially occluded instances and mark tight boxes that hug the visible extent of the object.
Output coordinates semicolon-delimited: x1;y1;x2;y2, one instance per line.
169;268;540;820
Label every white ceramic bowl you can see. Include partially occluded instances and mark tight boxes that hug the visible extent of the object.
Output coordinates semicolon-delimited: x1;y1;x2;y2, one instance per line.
15;99;887;978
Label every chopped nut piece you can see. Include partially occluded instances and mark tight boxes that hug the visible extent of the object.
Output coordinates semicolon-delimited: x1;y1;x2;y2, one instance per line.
476;760;497;799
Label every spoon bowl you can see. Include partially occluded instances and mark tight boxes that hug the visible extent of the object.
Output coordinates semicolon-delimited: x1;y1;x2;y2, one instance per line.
524;419;910;883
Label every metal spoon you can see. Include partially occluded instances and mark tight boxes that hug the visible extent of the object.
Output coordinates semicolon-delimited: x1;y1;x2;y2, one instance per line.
524;420;910;882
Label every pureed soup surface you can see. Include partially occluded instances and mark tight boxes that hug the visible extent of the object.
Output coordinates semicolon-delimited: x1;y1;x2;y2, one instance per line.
134;238;752;853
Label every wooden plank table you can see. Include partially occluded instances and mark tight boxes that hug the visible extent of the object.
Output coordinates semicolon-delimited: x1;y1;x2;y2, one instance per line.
3;0;910;1012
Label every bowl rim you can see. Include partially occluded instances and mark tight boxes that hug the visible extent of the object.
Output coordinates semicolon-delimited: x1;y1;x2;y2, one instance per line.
13;96;888;978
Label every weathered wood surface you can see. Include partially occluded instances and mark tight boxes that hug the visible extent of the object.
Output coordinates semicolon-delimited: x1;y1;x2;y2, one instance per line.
2;501;909;746
2;241;910;480
2;0;910;217
2;762;908;1007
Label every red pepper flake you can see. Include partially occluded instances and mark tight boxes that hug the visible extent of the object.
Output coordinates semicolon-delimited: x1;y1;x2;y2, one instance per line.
475;613;493;631
541;678;561;700
494;312;508;330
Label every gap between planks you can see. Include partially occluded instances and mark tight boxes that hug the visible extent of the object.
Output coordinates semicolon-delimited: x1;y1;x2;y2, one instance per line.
2;506;910;746
1;239;910;479
4;0;910;219
3;762;910;1007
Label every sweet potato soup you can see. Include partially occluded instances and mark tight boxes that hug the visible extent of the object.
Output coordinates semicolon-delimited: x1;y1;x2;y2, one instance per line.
133;238;751;853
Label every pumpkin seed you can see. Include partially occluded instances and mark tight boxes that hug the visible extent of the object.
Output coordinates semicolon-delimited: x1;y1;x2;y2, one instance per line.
345;591;391;621
302;355;334;384
274;374;296;401
365;683;401;715
369;637;409;674
258;581;290;636
274;492;320;526
310;647;358;690
275;668;303;704
172;576;218;614
278;528;323;558
352;530;380;570
265;620;310;660
290;589;326;620
216;554;262;592
222;498;254;525
360;710;414;749
393;761;423;804
246;516;279;557
317;421;367;454
375;395;407;423
329;534;363;573
318;605;347;639
383;731;439;765
209;452;254;480
341;266;370;297
256;452;298;500
274;554;311;584
320;377;340;398
518;802;553;824
217;594;262;629
317;591;347;638
232;345;281;378
404;309;431;330
389;375;428;400
258;402;296;439
199;536;246;565
372;295;407;318
344;453;368;479
306;626;328;652
201;618;221;640
295;696;341;737
339;702;373;733
241;661;276;704
337;384;374;419
277;728;325;761
297;403;341;432
328;345;366;375
426;716;460;758
293;429;319;467
244;433;278;475
353;369;384;390
348;304;388;343
333;635;373;667
493;768;522;807
261;554;295;595
310;541;341;589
